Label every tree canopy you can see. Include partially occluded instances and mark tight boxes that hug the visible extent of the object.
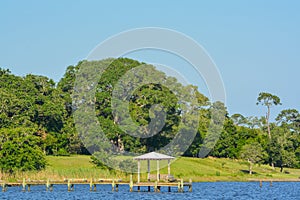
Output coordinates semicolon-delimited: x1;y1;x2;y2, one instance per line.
0;59;300;174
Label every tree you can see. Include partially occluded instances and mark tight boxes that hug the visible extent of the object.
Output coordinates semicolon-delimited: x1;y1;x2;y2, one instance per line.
246;116;262;129
256;92;281;168
0;128;46;174
271;126;297;172
276;109;300;133
240;142;266;174
231;113;247;126
256;92;281;139
211;118;239;158
199;101;227;158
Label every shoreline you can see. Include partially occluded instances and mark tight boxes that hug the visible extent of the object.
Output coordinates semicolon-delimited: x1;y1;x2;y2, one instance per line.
2;155;300;183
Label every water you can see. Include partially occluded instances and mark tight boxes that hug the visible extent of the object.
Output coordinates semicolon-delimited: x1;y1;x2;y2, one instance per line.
1;182;300;200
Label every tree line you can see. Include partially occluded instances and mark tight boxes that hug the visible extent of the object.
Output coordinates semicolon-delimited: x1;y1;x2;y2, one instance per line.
0;58;299;174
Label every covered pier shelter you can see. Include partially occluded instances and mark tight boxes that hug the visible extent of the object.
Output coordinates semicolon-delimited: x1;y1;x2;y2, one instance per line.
133;152;175;183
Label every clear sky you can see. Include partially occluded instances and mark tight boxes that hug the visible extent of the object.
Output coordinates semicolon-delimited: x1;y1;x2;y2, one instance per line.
0;0;299;120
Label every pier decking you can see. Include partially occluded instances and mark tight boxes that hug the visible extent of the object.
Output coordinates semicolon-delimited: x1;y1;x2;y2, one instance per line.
0;177;192;193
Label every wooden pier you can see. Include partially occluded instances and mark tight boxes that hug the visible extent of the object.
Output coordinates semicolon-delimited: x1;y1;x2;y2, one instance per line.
131;180;192;192
0;152;194;193
248;178;300;188
0;177;192;193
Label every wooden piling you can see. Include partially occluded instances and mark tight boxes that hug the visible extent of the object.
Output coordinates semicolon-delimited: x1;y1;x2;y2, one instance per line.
90;179;93;191
90;178;97;192
68;179;71;191
68;179;74;192
129;175;133;192
112;180;115;191
22;178;26;192
259;180;262;188
181;179;184;192
2;182;7;192
270;181;272;187
46;179;52;192
189;179;192;192
154;181;158;192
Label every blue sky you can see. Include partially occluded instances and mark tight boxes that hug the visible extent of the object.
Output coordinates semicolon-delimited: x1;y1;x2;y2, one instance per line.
0;0;299;120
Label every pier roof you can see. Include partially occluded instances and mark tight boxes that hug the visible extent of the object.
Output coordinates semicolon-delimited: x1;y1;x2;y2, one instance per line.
133;152;175;160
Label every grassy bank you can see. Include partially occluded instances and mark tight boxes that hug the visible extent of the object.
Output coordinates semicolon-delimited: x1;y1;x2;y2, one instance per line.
3;155;300;182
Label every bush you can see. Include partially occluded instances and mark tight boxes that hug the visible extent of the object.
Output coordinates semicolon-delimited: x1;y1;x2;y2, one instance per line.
0;128;46;174
55;148;70;156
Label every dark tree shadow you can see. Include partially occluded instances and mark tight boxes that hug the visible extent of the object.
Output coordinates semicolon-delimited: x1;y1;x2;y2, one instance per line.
240;170;258;174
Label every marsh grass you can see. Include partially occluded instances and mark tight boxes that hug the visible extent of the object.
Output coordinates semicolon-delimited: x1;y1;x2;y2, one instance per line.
2;155;300;182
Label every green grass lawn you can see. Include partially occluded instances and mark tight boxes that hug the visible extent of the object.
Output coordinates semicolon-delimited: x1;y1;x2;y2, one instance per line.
7;155;300;182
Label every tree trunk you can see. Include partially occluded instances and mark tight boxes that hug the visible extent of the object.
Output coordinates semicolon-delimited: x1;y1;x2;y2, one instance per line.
249;160;253;175
280;166;283;173
266;106;271;139
266;106;275;169
271;162;275;169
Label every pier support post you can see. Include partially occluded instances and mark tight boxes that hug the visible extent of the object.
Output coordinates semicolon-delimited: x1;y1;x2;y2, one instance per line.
116;184;119;192
168;159;171;176
157;160;160;182
46;179;53;192
68;180;74;192
270;181;272;187
2;182;7;192
22;178;26;192
259;180;262;188
189;179;192;192
90;179;96;192
90;179;93;191
68;180;71;191
129;175;133;192
137;160;141;183
148;186;150;192
112;180;115;191
147;160;150;182
178;179;184;192
154;181;158;192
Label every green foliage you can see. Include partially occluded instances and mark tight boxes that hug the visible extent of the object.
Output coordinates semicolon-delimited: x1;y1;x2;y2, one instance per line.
211;118;239;158
231;113;247;126
270;126;298;172
239;142;266;174
0;128;46;174
276;109;300;133
1;61;300;174
256;92;282;107
240;142;266;164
